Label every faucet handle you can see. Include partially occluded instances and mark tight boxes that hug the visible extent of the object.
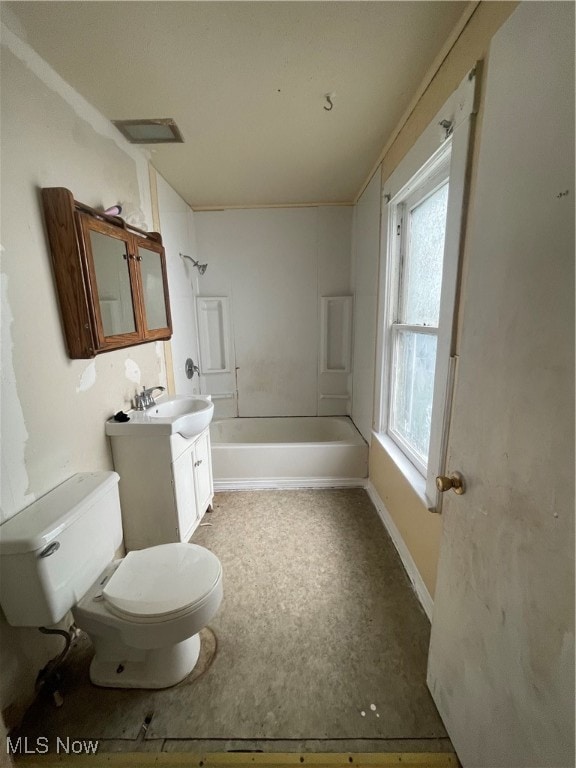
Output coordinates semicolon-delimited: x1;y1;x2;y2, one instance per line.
185;359;201;380
134;384;164;410
134;386;148;410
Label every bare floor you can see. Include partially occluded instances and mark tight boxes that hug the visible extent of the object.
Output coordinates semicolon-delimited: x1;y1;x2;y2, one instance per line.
15;489;452;755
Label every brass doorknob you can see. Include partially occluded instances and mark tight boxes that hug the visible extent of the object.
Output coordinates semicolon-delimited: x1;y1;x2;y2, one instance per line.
436;472;465;495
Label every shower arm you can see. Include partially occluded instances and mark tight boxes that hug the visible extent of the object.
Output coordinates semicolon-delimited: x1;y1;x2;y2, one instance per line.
179;252;207;275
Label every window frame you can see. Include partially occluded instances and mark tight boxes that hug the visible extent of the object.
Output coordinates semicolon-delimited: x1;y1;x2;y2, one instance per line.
384;150;451;477
382;161;452;477
374;66;478;512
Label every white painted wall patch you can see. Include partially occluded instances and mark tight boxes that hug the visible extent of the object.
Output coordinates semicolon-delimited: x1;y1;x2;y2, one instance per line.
0;275;35;519
76;360;96;392
124;358;141;385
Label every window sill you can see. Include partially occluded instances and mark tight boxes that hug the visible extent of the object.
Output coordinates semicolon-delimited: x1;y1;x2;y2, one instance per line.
371;431;433;510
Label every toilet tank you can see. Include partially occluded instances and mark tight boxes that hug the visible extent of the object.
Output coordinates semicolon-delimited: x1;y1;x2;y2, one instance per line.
0;472;123;627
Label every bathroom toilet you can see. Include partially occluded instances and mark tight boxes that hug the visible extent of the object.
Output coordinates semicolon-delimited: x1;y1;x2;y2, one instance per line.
0;471;223;689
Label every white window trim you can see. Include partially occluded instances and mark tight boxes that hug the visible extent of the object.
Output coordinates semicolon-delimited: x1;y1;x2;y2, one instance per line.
374;66;478;512
385;153;451;477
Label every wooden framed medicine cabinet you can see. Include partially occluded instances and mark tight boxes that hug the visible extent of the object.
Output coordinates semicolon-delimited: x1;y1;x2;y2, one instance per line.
42;187;172;359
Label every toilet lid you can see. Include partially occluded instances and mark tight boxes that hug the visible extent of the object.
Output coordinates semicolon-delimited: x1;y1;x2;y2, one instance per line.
103;543;222;619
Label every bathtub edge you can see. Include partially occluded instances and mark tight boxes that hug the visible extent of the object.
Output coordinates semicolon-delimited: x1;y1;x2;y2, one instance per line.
214;477;368;491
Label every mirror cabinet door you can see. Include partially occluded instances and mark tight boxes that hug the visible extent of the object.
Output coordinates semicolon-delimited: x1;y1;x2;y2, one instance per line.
138;243;169;332
88;226;138;338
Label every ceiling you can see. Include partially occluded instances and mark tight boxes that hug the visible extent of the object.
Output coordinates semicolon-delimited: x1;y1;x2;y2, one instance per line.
5;1;469;208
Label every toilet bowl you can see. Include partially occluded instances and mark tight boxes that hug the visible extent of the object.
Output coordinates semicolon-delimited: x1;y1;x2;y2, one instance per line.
75;543;222;687
74;543;222;687
0;472;223;689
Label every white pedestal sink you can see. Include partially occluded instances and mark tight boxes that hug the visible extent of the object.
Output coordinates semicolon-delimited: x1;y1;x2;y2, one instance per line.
105;395;214;438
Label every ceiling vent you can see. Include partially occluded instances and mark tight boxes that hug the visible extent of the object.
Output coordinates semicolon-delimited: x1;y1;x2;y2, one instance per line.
112;118;184;144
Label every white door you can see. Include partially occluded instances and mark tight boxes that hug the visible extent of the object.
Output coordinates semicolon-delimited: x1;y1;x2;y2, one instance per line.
427;4;574;767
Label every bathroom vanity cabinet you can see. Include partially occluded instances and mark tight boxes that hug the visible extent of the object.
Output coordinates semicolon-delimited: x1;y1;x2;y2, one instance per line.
42;187;172;359
108;427;213;551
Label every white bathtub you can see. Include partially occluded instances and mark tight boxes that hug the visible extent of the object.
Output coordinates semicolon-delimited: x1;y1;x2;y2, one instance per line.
210;416;368;489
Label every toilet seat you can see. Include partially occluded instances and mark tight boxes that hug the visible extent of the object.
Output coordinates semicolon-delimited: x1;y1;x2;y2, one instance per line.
103;543;222;622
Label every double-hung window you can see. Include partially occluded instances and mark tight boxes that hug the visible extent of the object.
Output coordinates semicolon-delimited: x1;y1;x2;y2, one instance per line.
375;67;477;511
387;156;450;476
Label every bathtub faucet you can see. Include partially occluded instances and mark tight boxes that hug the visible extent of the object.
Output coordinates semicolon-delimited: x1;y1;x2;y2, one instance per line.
185;358;200;380
134;385;165;410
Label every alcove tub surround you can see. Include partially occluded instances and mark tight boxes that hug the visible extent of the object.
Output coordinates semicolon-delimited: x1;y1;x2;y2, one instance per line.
193;206;354;420
210;416;368;489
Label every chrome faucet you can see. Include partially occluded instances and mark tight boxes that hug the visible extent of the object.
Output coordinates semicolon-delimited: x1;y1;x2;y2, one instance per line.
133;385;165;411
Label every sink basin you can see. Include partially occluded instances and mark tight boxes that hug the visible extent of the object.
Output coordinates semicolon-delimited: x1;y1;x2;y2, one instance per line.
105;395;214;439
148;396;214;436
149;398;209;420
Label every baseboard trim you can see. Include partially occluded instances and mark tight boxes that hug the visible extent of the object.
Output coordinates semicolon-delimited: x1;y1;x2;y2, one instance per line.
214;477;367;491
364;480;434;621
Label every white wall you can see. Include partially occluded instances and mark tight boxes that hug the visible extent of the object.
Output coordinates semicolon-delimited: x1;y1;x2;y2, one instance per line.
0;25;166;721
194;206;353;418
155;174;202;395
351;171;381;442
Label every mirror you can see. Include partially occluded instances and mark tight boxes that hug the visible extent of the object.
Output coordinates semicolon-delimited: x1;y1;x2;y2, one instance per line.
90;229;136;336
139;244;168;330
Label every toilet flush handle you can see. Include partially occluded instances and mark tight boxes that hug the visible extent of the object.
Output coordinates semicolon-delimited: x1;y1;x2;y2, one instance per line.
39;541;60;558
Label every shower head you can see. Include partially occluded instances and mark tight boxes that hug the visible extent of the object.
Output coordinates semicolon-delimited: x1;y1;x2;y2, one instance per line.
180;253;207;275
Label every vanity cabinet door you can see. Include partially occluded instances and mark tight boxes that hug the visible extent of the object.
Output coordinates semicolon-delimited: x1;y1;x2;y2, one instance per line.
79;215;142;350
171;446;199;543
192;429;213;516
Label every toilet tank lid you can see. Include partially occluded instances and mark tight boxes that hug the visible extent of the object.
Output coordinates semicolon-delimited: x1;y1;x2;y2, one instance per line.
0;472;120;555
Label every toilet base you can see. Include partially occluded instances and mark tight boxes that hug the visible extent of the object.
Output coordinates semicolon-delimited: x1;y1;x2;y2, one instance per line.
89;633;201;689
